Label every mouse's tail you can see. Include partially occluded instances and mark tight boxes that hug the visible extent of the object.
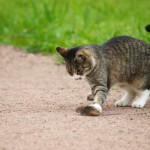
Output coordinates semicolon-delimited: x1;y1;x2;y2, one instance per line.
145;24;150;32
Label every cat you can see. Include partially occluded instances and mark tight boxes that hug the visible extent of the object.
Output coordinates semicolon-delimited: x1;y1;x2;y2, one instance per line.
56;25;150;116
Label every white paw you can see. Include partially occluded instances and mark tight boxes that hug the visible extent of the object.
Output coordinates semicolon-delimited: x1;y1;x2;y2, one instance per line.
115;100;129;107
89;103;102;113
131;101;145;108
82;103;102;116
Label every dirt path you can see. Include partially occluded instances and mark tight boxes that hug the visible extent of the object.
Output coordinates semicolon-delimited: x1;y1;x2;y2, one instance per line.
0;46;150;150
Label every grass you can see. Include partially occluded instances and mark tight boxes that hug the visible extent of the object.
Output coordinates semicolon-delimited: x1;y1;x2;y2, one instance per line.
0;0;150;55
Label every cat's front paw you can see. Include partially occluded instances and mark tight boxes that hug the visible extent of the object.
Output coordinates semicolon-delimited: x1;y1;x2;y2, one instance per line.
131;101;145;108
115;100;129;107
87;94;94;101
81;103;102;116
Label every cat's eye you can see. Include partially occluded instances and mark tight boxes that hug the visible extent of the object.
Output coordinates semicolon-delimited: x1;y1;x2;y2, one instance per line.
77;54;85;61
74;54;85;63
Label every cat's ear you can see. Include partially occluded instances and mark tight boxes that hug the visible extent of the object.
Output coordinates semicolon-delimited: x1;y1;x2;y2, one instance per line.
56;47;67;57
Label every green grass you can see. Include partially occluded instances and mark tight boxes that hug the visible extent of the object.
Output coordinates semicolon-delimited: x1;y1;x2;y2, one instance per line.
0;0;150;55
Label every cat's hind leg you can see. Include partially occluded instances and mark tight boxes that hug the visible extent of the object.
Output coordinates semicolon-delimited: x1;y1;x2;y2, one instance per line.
115;91;135;107
115;84;136;107
131;90;150;108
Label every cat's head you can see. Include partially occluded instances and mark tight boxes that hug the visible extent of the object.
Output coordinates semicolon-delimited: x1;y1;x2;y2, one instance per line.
56;46;96;76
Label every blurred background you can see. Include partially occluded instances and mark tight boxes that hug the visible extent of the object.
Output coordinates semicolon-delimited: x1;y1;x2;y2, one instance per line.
0;0;149;55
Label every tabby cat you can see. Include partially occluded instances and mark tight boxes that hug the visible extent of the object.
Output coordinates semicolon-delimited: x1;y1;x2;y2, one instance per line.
56;25;150;116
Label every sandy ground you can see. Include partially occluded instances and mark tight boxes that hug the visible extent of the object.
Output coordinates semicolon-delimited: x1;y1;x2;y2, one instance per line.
0;45;150;150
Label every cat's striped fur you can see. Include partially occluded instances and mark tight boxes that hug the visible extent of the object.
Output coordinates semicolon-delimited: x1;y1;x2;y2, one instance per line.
56;25;150;116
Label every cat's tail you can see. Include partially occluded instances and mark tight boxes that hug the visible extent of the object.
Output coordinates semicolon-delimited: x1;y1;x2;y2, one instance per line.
145;24;150;32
